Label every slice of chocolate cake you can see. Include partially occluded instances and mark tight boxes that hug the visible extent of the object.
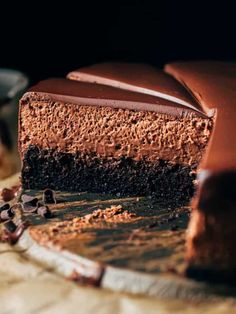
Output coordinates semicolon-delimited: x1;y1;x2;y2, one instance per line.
19;64;213;205
165;61;236;282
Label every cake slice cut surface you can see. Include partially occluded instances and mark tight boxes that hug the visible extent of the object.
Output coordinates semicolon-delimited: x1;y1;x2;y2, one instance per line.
19;65;213;205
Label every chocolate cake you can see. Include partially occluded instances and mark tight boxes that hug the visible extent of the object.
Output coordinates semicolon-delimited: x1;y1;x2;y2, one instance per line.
19;64;213;205
18;61;236;282
165;61;236;282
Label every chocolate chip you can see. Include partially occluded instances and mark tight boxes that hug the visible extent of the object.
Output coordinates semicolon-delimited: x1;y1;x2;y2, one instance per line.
4;220;17;233
3;222;29;245
37;204;52;218
0;203;10;213
0;188;15;202
22;197;39;213
42;189;56;204
21;194;38;203
0;208;14;221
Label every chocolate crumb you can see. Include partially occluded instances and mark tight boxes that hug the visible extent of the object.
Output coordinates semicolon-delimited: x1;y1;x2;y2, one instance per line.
43;189;56;204
69;268;104;287
0;188;15;202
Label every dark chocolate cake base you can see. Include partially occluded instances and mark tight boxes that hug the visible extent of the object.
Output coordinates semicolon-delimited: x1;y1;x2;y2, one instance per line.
22;145;196;206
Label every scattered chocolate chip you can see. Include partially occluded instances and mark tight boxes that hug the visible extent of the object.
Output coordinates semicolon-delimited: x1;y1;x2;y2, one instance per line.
0;203;10;212
0;188;15;202
4;220;17;233
0;208;14;221
43;189;56;204
22;197;39;213
21;194;38;203
3;221;29;245
37;204;52;218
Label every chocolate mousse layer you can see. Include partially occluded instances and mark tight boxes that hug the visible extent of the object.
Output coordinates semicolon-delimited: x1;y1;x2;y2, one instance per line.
19;65;212;204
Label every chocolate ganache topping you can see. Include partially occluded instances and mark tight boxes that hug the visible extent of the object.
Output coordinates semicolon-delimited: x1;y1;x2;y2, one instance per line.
67;63;204;114
22;74;206;118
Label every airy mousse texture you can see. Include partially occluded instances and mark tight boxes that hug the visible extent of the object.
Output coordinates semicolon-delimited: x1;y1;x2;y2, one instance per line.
20;100;212;165
19;97;212;204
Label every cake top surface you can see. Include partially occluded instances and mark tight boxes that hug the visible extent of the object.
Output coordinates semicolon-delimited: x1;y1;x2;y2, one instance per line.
22;65;206;117
67;63;203;113
165;61;236;171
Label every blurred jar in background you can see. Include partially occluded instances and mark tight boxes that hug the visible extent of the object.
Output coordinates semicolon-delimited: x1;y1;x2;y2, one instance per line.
0;69;28;179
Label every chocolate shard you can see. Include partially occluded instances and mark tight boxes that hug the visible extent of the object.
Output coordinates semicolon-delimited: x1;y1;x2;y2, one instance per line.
0;203;10;212
42;189;56;204
22;196;39;213
37;203;52;218
21;194;38;203
68;268;104;287
0;208;14;221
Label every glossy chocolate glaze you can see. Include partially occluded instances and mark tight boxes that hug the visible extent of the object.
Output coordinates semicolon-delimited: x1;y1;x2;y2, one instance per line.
67;63;204;113
165;61;236;172
22;77;205;117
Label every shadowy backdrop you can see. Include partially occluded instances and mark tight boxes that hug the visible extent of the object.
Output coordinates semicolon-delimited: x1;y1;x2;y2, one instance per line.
1;1;235;84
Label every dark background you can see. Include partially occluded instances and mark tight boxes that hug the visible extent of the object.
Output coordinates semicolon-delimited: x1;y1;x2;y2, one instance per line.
0;1;235;84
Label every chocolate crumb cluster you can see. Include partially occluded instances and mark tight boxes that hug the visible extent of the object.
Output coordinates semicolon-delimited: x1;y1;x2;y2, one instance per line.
0;188;56;244
68;269;104;287
29;205;139;247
